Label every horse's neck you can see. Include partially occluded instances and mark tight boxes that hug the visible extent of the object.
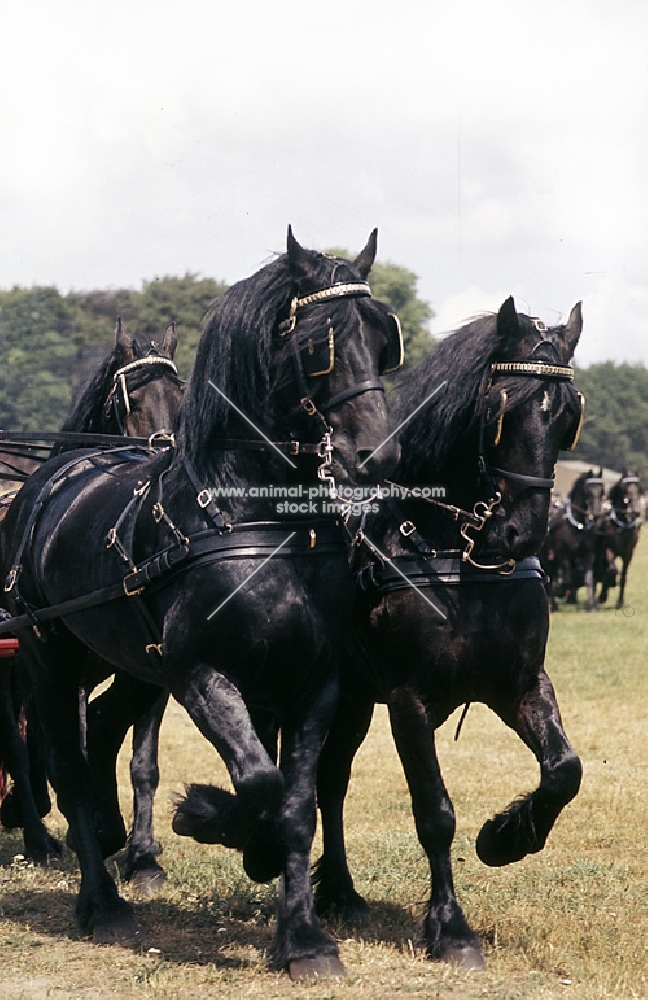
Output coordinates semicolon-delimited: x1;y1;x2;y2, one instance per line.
165;447;316;527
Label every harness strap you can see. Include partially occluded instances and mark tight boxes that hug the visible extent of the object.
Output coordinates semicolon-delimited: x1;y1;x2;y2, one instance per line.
357;554;544;594
318;380;385;412
0;429;176;450
0;521;345;637
183;455;232;531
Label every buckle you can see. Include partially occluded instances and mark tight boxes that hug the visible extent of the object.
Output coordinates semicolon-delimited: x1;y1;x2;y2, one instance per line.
301;397;317;417
123;570;145;597
148;431;176;450
289;441;300;456
4;567;19;593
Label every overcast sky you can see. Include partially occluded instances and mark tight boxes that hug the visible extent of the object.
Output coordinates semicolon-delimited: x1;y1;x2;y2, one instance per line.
1;0;647;367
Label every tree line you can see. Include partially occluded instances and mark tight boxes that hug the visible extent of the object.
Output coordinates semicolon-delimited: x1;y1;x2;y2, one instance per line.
0;267;644;476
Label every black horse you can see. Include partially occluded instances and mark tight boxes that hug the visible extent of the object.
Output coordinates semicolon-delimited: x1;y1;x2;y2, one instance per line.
0;319;182;863
597;472;643;607
541;468;605;610
0;229;399;979
313;298;584;970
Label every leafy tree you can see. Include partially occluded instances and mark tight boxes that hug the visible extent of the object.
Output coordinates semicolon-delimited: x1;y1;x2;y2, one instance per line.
571;362;648;476
0;275;227;431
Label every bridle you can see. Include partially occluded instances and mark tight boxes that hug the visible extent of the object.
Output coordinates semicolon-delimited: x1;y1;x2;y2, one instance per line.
354;344;585;574
609;475;642;528
207;280;404;501
481;357;584;493
104;352;182;437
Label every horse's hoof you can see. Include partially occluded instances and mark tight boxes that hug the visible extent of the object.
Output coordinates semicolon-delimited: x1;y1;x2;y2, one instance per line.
128;866;167;897
288;956;346;980
242;825;285;883
439;941;485;970
92;912;141;944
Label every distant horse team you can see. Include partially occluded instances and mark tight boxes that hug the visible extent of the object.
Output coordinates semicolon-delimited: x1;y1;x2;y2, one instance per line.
541;468;642;610
0;227;639;978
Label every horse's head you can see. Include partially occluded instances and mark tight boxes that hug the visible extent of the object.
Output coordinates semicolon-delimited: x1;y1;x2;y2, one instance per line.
108;318;183;439
478;297;584;560
275;227;400;485
611;471;643;521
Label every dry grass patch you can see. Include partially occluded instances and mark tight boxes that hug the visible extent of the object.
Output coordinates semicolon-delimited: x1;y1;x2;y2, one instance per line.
2;540;648;997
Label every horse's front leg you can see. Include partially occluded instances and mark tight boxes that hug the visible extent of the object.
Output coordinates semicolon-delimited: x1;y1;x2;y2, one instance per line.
617;553;630;608
171;663;285;851
388;687;484;970
585;549;597;612
313;693;375;921
477;669;582;867
270;674;345;980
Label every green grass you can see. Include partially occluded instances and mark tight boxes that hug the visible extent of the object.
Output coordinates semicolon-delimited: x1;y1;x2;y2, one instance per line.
1;538;648;997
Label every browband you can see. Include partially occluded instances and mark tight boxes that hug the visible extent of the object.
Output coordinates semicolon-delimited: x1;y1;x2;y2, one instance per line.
114;356;179;380
281;282;372;336
490;361;574;381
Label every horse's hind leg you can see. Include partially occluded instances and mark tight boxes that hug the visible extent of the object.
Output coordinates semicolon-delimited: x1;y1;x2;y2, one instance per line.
0;664;60;864
388;687;484;970
85;670;163;861
123;689;169;894
23;636;138;942
477;669;582;867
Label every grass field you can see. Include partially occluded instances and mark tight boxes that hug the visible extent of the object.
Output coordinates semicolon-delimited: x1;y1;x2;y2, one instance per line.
1;538;647;999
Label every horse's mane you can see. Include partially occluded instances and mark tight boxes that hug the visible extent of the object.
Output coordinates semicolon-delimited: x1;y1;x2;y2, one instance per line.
177;250;389;473
394;312;574;480
59;349;122;435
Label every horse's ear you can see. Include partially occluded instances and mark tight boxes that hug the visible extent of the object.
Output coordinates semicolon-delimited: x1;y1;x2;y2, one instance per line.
496;297;520;342
353;229;378;279
161;321;178;359
562;301;582;358
115;316;135;363
286;225;311;277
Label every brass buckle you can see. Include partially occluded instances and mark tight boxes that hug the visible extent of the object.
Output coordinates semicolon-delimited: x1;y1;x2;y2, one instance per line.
148;431;176;450
123;570;144;597
301;397;317;417
289;441;300;456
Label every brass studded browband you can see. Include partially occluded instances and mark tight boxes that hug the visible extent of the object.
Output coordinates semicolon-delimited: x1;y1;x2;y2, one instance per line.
490;361;574;381
281;282;372;336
